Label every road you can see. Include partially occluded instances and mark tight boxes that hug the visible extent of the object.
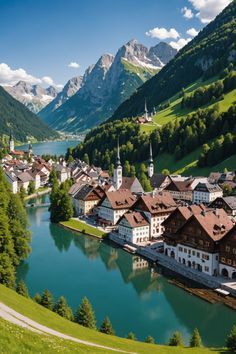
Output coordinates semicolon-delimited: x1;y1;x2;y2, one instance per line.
0;302;134;354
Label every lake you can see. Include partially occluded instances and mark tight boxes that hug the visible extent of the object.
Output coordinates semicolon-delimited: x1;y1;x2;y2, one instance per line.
16;140;79;156
17;202;236;347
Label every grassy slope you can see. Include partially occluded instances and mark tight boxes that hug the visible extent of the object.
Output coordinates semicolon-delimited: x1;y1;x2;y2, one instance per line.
0;285;224;354
140;77;236;133
60;219;106;238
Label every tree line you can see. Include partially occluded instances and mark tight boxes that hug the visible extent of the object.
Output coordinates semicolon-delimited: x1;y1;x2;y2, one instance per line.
15;279;233;349
70;103;236;173
0;169;31;289
181;71;236;109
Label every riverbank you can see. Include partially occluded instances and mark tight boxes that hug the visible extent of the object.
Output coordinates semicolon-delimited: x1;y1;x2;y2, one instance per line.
25;188;51;201
0;285;226;354
60;219;107;239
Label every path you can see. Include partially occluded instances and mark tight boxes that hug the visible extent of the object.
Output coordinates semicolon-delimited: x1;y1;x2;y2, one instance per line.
0;302;134;354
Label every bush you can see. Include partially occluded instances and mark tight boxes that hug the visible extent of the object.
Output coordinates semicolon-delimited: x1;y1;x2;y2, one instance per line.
16;280;29;298
127;332;136;340
145;335;155;344
189;328;202;347
168;331;184;346
226;325;236;351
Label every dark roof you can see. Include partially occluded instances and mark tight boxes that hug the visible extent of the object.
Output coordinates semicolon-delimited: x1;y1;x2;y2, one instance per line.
150;174;170;189
194;182;222;193
74;184;100;201
223;196;236;210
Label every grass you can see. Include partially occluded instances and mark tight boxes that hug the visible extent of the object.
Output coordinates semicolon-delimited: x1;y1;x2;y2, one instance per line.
60;219;107;238
154;148;236;177
0;285;226;354
140;77;236;133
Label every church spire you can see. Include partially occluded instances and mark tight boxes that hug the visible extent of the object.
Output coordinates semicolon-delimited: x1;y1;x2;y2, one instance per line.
148;141;154;178
116;138;121;167
9;130;14;152
114;137;122;190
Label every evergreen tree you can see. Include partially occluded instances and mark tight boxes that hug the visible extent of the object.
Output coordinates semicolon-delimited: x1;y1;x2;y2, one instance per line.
226;325;236;351
53;296;74;321
16;280;29;298
123;160;131;177
129;165;136;178
74;297;96;329
162;169;170;176
19;186;26;202
27;181;35;195
40;289;54;310
145;335;155;344
33;293;42;304
49;168;58;186
127;332;136;340
0;253;15;288
189;328;202;347
50;182;73;223
99;316;115;335
83;153;90;165
109;163;114;177
168;332;184;346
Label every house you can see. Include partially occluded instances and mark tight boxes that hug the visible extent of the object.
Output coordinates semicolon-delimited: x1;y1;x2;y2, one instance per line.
5;171;18;194
193;182;223;204
29;170;41;190
98;189;136;226
16;171;34;191
133;191;176;239
117;211;150;244
163;179;194;202
119;177;144;194
163;209;233;276
219;225;236;279
54;164;71;183
150;174;172;191
209;196;236;217
73;185;105;215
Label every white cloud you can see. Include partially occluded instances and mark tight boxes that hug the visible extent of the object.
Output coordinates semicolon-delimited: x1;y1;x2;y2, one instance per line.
0;62;61;88
146;27;180;40
169;38;192;51
42;76;54;86
68;62;80;68
189;0;232;23
0;63;41;86
181;6;194;19
186;27;199;37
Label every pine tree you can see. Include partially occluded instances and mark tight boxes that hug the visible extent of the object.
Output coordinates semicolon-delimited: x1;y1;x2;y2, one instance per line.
33;293;42;304
145;335;155;344
129;165;136;178
74;297;96;329
27;181;35;195
226;325;236;351
168;331;184;346
40;289;54;310
127;332;136;340
99;316;115;335
189;328;202;347
53;296;74;321
83;153;90;165
19;186;26;202
123;160;131;177
16;280;29;298
0;253;15;289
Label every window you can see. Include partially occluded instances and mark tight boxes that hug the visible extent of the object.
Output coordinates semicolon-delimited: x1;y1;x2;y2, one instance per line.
227;259;232;265
226;245;230;252
204;266;209;272
197;252;200;258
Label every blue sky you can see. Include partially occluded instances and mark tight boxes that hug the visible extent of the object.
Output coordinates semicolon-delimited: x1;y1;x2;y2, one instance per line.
0;0;232;88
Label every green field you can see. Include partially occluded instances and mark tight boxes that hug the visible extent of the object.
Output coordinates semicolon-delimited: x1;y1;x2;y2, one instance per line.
140;78;236;133
60;219;107;238
154;149;236;177
0;285;228;354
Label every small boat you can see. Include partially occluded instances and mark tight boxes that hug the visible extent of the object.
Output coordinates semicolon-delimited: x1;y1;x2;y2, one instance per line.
123;244;136;254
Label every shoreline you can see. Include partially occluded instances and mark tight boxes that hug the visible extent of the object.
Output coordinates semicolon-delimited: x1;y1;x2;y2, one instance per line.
25;188;51;201
59;220;107;240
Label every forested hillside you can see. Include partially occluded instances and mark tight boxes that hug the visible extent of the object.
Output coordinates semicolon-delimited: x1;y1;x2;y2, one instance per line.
70;2;236;175
0;86;58;142
111;0;236;121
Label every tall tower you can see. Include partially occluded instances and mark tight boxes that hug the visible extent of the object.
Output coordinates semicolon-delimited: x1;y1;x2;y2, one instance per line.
113;138;123;190
144;99;148;121
148;142;154;178
9;131;14;152
28;142;33;156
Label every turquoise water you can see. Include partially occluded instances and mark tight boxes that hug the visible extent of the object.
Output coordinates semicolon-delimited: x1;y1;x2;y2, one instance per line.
17;204;236;347
16;140;79;156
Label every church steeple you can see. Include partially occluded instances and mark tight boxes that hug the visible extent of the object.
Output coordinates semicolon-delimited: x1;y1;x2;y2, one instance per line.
148;141;154;178
28;141;33;156
9;131;14;152
144;99;148;121
113;138;122;190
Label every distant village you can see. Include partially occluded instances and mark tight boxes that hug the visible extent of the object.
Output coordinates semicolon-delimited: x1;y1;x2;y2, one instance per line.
2;134;236;298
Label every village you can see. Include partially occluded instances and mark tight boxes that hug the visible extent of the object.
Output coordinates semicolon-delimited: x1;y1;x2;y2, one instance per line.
2;134;236;300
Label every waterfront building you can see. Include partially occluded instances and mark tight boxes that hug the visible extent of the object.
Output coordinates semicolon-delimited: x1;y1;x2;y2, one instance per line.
219;225;236;279
117;211;150;244
193;182;223;205
9;132;14;152
98;189;136;225
163;208;233;276
133;191;176;239
73;184;105;215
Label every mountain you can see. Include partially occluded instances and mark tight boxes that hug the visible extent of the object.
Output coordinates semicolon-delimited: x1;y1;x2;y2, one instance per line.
0;86;58;142
40;40;177;133
70;1;236;177
111;1;236;120
4;81;59;114
39;76;83;120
